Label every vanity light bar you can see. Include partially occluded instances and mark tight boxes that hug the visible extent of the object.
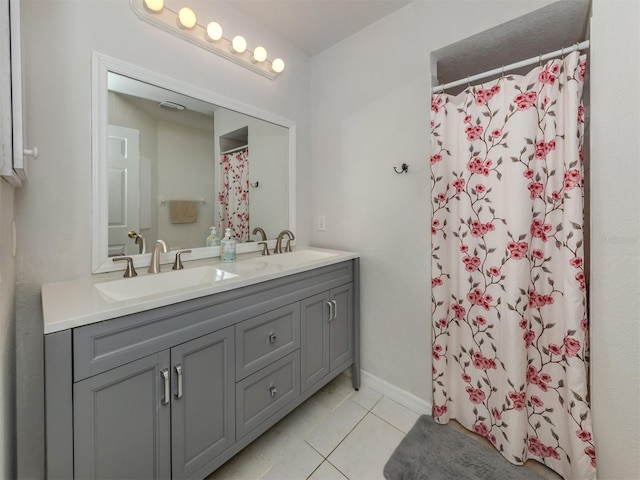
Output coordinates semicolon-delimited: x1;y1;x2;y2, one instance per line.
130;0;284;80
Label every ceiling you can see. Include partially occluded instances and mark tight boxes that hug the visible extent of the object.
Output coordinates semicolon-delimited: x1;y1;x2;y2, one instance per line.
221;0;413;56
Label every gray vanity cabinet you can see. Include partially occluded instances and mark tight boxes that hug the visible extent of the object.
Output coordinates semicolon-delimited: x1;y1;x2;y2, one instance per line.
73;351;172;479
73;327;234;480
170;327;235;479
329;284;354;370
45;259;360;480
301;283;354;393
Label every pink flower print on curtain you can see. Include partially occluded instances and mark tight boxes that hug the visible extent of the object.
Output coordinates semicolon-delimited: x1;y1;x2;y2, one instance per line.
430;52;595;480
218;147;250;241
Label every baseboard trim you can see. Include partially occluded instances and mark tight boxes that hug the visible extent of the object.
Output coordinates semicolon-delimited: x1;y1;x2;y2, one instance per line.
360;370;432;416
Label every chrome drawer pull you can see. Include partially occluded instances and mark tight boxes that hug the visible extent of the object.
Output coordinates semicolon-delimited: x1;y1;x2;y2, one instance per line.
269;332;277;344
327;301;334;322
331;300;338;320
161;369;170;405
269;385;277;398
174;364;183;399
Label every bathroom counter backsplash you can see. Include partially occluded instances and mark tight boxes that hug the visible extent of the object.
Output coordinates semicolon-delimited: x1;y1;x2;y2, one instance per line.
42;247;359;334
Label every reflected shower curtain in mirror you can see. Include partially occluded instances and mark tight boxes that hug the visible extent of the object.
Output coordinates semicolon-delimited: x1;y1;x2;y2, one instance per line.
219;147;250;241
430;52;595;480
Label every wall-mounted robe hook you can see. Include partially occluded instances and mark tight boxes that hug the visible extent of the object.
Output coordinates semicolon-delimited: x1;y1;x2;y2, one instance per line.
394;163;409;174
250;181;259;188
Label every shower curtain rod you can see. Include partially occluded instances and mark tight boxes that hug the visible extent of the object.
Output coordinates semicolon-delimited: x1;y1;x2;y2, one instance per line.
221;144;248;155
432;40;590;94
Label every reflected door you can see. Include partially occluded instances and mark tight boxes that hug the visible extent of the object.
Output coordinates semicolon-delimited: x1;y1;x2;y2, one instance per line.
108;125;140;256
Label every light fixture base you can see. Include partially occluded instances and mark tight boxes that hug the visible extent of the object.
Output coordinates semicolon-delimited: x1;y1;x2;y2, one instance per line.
130;0;282;80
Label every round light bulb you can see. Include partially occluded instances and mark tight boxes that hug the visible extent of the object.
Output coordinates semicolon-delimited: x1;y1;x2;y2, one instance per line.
271;58;285;74
231;35;247;53
143;0;164;12
206;22;223;41
178;7;196;29
253;46;267;63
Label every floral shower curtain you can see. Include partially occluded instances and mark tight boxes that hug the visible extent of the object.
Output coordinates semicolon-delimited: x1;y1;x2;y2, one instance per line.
218;147;250;241
430;52;595;480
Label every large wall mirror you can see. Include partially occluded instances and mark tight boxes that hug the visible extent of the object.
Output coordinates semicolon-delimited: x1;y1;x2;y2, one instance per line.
92;53;296;273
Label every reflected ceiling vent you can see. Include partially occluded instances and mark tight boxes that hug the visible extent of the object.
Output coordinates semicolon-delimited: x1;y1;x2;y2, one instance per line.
159;101;186;111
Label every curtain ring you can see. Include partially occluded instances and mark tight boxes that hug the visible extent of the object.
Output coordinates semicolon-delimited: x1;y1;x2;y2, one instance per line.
538;54;542;67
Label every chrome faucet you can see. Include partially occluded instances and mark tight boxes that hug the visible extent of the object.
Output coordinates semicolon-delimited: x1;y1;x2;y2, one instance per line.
148;239;169;274
273;230;295;254
252;227;267;241
128;230;147;254
252;227;270;255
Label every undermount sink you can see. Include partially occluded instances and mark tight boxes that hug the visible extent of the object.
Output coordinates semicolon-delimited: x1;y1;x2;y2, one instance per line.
95;265;238;303
249;249;339;268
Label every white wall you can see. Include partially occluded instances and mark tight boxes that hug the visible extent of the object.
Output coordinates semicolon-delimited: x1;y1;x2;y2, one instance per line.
310;1;639;479
310;0;557;410
589;1;640;478
14;1;311;476
156;120;215;249
0;180;15;477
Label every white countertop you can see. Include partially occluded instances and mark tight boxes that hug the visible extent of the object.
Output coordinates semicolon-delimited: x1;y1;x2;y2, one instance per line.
42;247;359;334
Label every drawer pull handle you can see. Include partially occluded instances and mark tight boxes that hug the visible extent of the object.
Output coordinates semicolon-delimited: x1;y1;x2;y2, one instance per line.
174;364;183;399
269;385;277;398
327;301;334;322
331;300;338;320
269;333;277;344
161;369;170;405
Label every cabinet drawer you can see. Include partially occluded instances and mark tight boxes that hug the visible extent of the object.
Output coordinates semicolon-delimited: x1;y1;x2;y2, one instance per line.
72;261;353;381
235;304;300;380
236;351;300;439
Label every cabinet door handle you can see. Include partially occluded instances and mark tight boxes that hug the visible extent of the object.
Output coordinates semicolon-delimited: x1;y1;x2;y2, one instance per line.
269;385;277;398
161;369;170;405
331;300;338;320
327;301;333;322
174;364;183;399
269;332;277;344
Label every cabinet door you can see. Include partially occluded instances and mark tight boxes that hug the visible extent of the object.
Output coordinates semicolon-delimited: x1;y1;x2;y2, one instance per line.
74;351;171;479
300;292;330;392
171;326;235;479
329;284;354;370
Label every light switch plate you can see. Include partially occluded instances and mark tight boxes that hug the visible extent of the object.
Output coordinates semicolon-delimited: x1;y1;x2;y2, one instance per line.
317;215;326;231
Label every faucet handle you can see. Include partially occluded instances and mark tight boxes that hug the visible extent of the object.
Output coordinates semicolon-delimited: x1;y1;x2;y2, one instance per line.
258;241;270;256
284;238;293;252
172;249;192;270
113;256;137;278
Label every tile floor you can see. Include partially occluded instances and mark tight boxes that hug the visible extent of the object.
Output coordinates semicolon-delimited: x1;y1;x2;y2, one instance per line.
207;374;561;480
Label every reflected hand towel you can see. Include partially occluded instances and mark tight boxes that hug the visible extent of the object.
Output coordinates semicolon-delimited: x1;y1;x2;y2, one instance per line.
169;200;199;224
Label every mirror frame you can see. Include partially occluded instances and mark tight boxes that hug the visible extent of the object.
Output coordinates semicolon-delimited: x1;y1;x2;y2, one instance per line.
92;52;296;273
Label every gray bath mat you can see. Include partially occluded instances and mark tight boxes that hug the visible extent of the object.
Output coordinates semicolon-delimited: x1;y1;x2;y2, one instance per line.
384;415;543;480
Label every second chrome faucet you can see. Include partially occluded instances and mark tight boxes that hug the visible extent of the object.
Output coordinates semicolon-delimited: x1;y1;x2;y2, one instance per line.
274;230;295;254
252;227;270;256
148;239;169;274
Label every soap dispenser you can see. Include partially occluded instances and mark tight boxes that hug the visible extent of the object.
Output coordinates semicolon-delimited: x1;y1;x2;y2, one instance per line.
206;227;220;247
220;228;236;263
